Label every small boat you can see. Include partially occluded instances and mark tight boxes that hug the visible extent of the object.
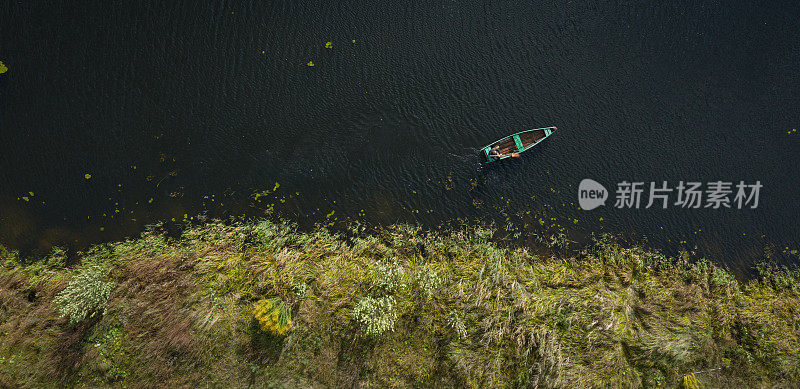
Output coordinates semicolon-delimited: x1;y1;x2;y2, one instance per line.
480;126;557;163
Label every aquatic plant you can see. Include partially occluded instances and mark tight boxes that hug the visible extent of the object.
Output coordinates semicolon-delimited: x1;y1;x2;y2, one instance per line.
534;231;573;250
46;246;67;269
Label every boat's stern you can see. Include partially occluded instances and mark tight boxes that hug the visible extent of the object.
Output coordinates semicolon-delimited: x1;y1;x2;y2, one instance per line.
480;147;492;163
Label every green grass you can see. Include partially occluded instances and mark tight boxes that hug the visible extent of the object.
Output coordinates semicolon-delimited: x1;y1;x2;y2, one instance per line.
0;219;797;387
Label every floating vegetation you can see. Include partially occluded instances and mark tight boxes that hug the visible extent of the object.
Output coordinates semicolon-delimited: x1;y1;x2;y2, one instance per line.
155;170;179;188
444;173;454;190
251;191;269;201
18;191;35;202
0;61;7;74
251;183;281;204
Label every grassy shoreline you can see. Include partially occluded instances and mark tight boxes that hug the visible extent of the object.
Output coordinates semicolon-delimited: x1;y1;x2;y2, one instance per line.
0;219;798;387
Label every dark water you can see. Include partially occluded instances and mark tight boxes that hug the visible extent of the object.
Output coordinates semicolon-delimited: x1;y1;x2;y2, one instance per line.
1;1;798;274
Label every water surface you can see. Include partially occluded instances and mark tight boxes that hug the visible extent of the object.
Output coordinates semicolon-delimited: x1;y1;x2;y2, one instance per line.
1;1;798;273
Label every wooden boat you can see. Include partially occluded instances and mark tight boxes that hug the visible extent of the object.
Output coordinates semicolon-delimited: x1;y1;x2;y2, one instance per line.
480;126;557;163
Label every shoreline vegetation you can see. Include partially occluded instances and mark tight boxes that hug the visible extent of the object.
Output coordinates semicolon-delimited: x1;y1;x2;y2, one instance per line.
0;219;798;387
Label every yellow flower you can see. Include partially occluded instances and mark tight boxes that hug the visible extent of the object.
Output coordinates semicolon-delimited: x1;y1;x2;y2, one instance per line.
253;298;292;336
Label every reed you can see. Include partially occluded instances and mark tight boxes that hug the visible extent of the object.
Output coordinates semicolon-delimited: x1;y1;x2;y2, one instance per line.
0;219;797;387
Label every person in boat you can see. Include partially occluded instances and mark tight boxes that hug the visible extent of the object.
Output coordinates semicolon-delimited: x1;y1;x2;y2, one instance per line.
488;145;519;160
488;145;503;160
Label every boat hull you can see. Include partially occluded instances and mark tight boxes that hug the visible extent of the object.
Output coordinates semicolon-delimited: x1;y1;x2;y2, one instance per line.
480;126;557;163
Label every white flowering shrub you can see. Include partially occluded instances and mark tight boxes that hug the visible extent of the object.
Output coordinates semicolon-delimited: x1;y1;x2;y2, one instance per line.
294;281;308;297
352;296;397;337
372;262;404;294
53;266;114;325
416;268;441;298
447;311;468;340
